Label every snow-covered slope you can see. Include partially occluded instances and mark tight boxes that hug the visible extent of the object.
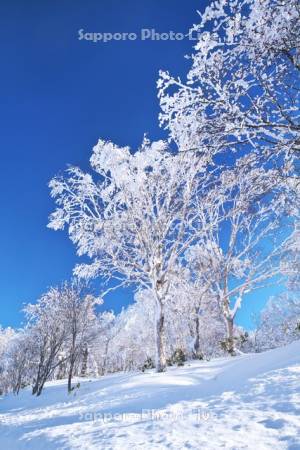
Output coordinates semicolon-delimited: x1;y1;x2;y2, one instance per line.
1;341;300;450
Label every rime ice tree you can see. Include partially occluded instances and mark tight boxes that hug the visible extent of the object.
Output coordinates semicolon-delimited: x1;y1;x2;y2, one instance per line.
0;326;15;368
166;260;222;358
90;311;116;376
24;289;70;396
157;0;299;353
0;326;16;394
48;138;212;372
280;182;300;292
158;0;300;170
23;282;100;394
256;293;300;351
55;281;101;392
187;156;294;354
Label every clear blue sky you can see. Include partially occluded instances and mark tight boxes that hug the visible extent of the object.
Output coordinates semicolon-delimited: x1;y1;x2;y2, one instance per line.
0;0;281;329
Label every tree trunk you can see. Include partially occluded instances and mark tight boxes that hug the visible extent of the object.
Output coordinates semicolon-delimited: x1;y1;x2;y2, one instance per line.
14;367;24;395
32;379;40;395
101;340;110;376
57;360;66;380
34;371;49;396
32;358;43;395
193;314;201;357
68;358;75;393
81;345;88;377
155;298;166;372
225;316;235;356
36;381;46;397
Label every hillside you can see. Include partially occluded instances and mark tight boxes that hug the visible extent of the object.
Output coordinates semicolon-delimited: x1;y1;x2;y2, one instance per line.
1;341;300;450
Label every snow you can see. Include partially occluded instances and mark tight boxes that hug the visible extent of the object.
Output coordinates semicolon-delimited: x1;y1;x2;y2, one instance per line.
1;341;300;450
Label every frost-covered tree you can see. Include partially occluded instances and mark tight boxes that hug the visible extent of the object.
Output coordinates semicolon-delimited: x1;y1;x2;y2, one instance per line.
256;292;300;351
0;328;38;395
0;326;16;394
280;197;300;292
80;311;115;377
108;295;156;372
158;0;300;170
48;138;216;371
24;282;101;394
24;289;70;396
0;326;15;367
186;156;293;354
157;0;299;353
54;281;101;392
162;263;224;359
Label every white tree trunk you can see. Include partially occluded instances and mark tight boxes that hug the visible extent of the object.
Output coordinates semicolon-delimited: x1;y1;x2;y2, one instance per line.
154;297;166;372
225;315;235;355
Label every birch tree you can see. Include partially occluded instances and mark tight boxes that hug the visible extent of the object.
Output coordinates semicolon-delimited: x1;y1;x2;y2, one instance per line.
48;138;214;371
55;281;101;392
188;157;293;354
24;289;70;396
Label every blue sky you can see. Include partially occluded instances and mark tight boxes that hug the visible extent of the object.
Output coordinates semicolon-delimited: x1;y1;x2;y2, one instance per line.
0;0;281;329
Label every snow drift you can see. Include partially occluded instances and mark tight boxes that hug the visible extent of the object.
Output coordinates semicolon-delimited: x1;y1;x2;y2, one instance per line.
1;340;300;449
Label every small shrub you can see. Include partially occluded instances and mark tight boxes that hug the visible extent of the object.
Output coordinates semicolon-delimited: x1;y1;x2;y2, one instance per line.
220;338;236;356
239;332;249;345
171;348;186;366
192;351;204;360
141;357;155;372
166;357;173;367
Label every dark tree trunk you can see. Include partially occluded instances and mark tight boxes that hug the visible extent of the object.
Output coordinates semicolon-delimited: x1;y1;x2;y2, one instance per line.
32;380;40;395
80;345;88;377
68;358;75;393
193;314;202;358
36;380;46;397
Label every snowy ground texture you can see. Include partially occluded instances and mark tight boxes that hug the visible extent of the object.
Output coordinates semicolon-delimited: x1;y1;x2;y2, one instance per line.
1;342;300;450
